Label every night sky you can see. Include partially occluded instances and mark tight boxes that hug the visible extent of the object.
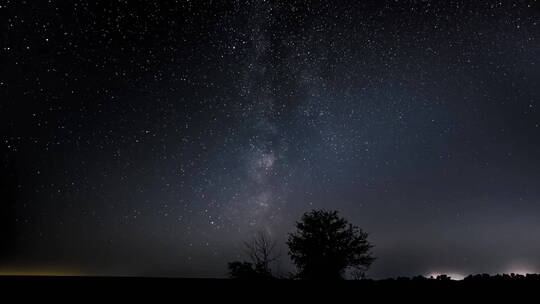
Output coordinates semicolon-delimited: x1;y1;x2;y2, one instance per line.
2;0;540;279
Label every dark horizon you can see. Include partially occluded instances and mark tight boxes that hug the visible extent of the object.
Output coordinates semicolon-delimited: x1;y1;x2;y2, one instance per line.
2;0;540;279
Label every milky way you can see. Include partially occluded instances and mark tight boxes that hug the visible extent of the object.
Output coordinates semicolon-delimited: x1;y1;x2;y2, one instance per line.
2;0;540;278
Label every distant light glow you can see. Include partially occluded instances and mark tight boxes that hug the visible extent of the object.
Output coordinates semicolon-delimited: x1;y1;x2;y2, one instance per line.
427;272;465;280
502;265;537;276
505;270;533;276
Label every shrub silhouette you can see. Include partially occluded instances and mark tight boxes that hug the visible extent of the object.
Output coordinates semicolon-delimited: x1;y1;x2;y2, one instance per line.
228;261;264;279
287;209;375;280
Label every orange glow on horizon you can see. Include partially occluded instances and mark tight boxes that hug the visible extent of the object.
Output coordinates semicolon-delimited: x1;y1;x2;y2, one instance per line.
0;268;86;277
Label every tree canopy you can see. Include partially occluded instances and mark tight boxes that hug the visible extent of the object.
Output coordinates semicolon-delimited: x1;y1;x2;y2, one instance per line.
287;209;375;280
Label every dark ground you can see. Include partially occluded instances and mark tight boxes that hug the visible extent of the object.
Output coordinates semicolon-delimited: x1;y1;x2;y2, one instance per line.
1;275;538;300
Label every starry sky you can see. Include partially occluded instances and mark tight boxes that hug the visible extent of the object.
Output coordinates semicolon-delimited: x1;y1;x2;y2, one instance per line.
2;0;540;278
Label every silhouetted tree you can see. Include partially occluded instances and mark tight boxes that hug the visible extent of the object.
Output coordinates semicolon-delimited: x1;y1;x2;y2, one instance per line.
227;231;278;279
243;231;278;277
287;209;375;280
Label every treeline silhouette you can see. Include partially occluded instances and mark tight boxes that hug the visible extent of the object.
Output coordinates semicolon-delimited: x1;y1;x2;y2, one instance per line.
377;273;540;282
228;209;375;280
228;209;540;282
